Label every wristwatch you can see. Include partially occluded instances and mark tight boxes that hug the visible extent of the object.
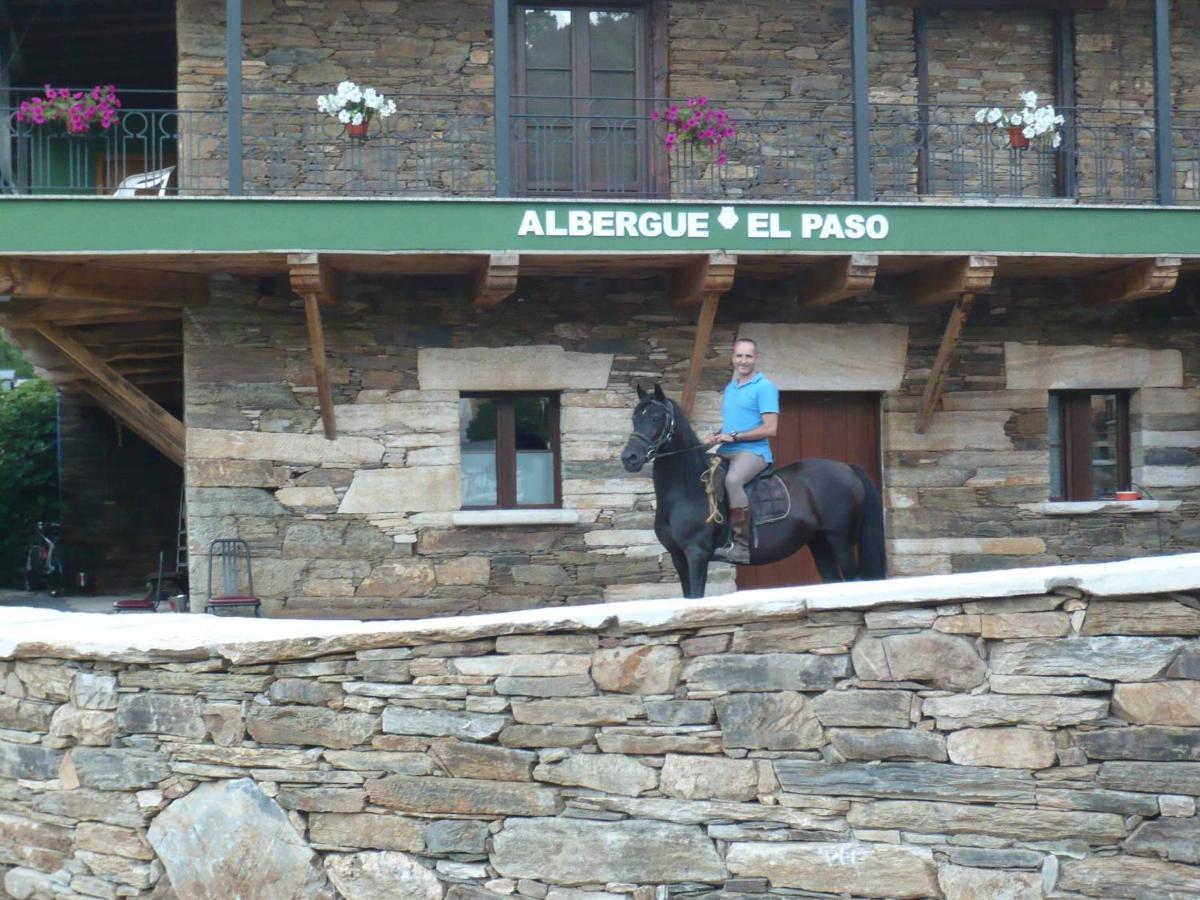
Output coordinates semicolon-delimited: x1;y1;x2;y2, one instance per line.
730;431;739;441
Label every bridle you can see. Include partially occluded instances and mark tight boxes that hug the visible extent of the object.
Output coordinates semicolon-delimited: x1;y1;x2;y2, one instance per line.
626;399;677;463
627;399;708;462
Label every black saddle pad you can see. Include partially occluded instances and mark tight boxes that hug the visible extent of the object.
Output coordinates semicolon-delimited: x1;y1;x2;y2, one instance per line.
748;474;790;526
711;459;788;526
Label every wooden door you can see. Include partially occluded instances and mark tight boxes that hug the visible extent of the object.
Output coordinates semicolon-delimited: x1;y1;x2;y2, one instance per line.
736;392;882;590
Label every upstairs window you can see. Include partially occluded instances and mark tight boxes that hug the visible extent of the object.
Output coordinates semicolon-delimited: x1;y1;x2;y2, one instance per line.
1049;391;1131;501
460;393;561;508
513;5;650;195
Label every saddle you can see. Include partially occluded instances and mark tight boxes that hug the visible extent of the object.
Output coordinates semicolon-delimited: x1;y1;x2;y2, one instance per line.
705;455;792;529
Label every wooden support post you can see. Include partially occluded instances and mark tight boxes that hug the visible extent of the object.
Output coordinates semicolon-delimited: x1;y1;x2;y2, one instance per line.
911;255;996;306
0;259;206;307
681;290;721;418
303;293;336;440
30;321;185;465
673;253;737;416
1084;256;1181;305
470;252;520;306
797;254;878;306
288;253;338;440
916;293;975;435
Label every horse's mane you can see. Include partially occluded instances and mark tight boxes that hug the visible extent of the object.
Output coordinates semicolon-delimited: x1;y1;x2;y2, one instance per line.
665;398;709;483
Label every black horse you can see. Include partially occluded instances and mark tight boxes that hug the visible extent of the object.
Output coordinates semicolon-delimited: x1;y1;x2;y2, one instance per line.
620;384;886;599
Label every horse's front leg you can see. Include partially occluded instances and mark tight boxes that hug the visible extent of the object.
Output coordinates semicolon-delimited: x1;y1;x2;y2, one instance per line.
685;548;709;599
666;547;692;598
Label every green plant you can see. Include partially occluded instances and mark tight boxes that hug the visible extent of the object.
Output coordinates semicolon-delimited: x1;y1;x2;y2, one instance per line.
0;381;59;588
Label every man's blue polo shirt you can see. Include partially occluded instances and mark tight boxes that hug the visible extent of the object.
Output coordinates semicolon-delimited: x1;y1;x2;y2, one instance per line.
719;371;779;464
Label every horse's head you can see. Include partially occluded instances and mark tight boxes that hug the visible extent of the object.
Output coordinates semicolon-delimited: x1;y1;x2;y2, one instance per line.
621;383;675;472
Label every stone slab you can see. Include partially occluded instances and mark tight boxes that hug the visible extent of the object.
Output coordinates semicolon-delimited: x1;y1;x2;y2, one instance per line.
491;817;725;885
1005;342;1183;390
419;346;614;391
726;841;937;898
738;323;909;391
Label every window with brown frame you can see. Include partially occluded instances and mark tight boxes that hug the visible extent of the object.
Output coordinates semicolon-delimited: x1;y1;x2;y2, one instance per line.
1048;390;1131;501
513;4;654;195
460;393;561;509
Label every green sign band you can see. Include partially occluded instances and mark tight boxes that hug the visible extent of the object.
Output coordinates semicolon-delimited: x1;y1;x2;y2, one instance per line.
1;197;1198;257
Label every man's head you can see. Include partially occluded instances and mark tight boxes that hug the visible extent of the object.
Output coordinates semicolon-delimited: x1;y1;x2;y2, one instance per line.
731;338;758;380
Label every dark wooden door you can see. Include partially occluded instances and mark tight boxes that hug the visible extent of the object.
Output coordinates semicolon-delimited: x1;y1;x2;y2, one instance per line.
736;392;882;590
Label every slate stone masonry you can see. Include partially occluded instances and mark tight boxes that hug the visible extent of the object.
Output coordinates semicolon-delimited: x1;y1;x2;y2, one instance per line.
1;556;1199;897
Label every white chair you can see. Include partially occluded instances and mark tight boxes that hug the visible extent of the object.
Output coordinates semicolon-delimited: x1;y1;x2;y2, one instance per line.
112;165;175;196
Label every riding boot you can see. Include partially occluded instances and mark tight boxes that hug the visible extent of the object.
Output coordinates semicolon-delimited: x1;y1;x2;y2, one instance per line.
714;506;751;564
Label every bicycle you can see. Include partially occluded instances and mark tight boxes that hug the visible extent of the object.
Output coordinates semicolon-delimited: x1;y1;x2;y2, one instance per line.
22;521;64;596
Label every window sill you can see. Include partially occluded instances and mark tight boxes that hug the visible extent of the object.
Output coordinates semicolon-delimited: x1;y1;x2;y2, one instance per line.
452;510;581;527
1029;500;1182;516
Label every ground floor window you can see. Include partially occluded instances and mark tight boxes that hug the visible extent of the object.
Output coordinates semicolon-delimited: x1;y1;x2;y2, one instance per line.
1049;390;1131;501
460;393;561;508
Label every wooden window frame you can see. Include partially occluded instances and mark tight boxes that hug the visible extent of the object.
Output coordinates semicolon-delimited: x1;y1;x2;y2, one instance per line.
461;392;562;510
1050;390;1131;501
510;1;667;197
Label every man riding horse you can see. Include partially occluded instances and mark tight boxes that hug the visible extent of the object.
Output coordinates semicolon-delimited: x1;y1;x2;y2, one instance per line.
707;337;779;564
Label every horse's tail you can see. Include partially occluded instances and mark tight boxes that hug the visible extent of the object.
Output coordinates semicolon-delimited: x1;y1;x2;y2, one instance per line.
851;464;887;580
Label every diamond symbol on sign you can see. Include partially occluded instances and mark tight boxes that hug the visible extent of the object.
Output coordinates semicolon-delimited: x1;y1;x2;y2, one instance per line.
717;206;739;230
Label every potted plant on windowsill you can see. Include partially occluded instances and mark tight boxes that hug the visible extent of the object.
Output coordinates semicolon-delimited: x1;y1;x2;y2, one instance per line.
16;84;122;133
975;91;1065;150
316;81;397;140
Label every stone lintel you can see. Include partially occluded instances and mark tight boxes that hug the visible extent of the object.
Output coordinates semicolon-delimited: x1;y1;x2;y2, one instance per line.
418;346;614;391
737;323;908;391
1005;343;1184;390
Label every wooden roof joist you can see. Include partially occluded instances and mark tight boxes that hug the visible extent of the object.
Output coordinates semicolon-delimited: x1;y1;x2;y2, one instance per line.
796;254;879;306
470;253;520;307
910;255;998;306
1083;257;1181;305
0;259;206;308
671;253;738;307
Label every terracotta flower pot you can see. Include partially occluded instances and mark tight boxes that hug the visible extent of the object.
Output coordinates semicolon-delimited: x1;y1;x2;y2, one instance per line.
346;121;370;139
1008;126;1030;150
1114;490;1141;501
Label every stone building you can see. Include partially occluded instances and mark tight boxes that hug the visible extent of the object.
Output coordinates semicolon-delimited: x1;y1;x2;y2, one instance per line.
1;0;1198;612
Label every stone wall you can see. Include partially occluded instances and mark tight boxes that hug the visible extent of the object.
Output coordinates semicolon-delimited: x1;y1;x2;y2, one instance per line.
183;265;1200;614
171;0;1196;200
2;555;1200;898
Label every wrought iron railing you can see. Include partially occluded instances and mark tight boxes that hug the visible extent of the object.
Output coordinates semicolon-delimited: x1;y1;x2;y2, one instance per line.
3;88;1198;204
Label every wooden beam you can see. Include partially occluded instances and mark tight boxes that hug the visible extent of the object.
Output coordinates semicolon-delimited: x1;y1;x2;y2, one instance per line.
287;253;338;307
797;254;878;306
916;293;975;434
3;299;181;326
1084;257;1181;305
0;259;207;308
30;322;185;465
681;291;722;417
911;255;997;306
671;253;737;307
302;294;337;440
288;254;338;440
470;252;520;306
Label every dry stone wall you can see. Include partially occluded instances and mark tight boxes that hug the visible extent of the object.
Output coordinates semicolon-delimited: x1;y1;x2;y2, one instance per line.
2;555;1200;898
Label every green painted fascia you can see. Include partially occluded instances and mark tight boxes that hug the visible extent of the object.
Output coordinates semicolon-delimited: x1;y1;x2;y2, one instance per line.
1;197;1199;257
